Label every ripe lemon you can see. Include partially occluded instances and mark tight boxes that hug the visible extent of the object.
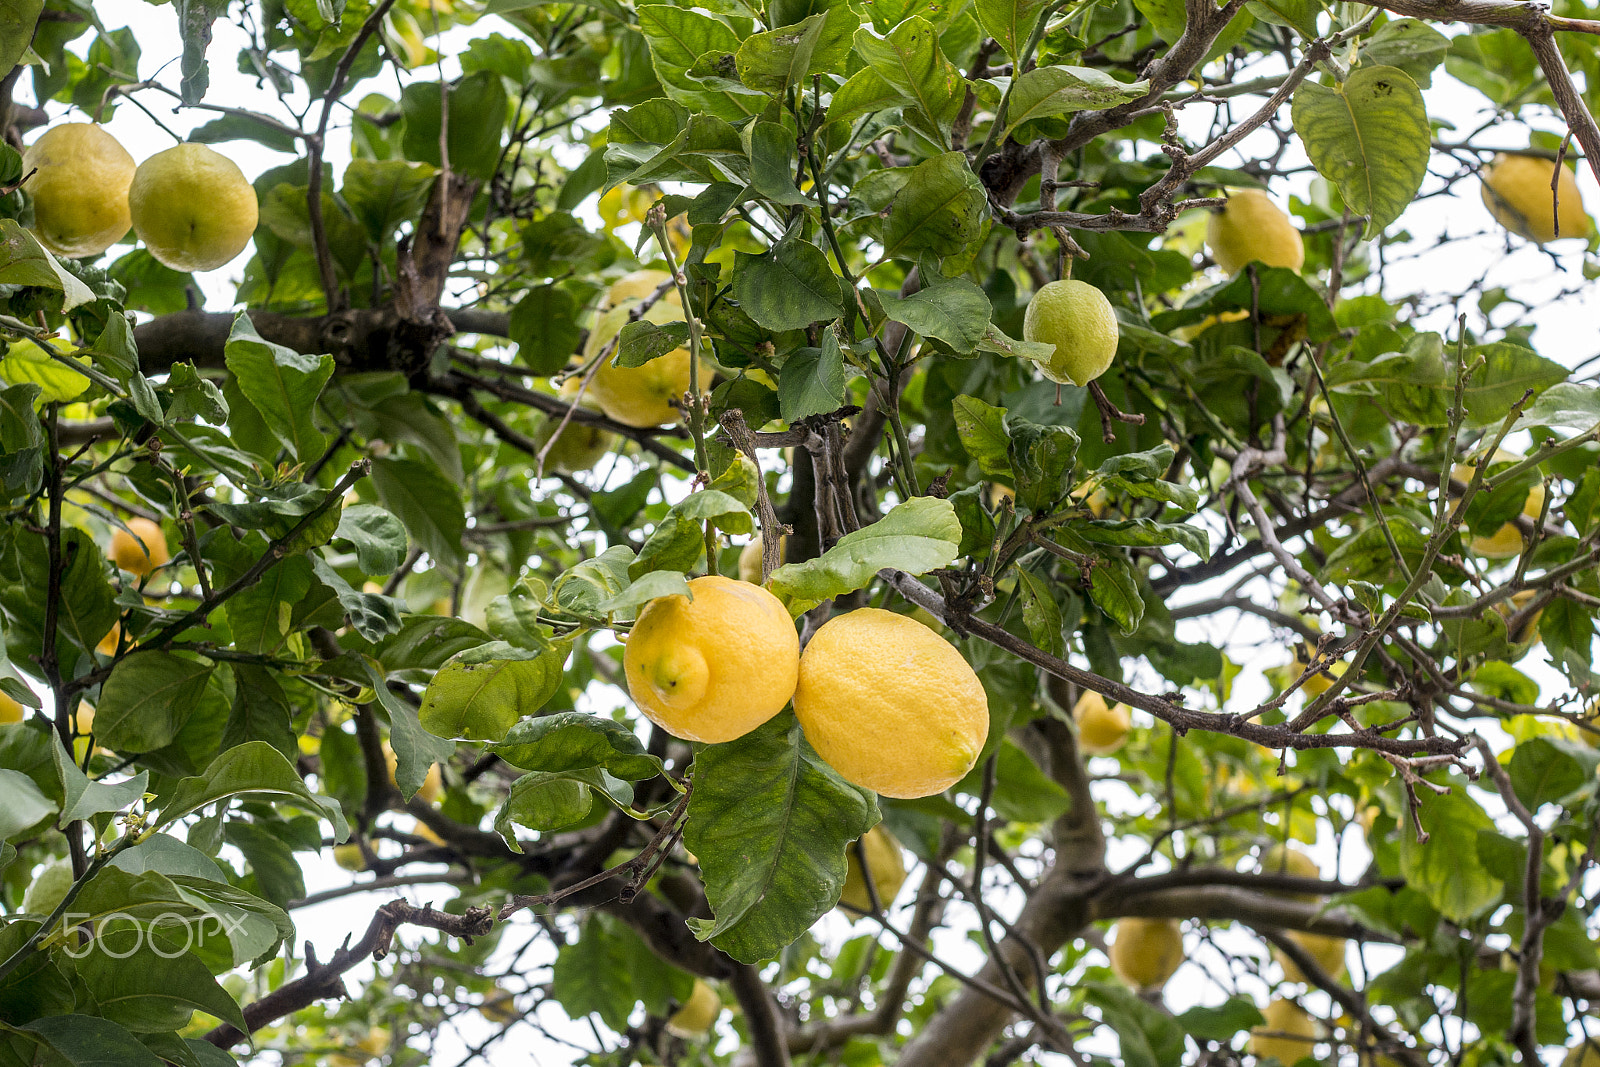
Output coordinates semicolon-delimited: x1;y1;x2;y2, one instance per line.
96;622;121;656
1452;451;1544;558
1499;589;1543;646
737;533;787;584
1481;153;1594;243
1021;279;1120;387
1073;691;1131;755
535;381;615;473
108;517;170;577
128;144;259;271
1275;931;1347;983
382;742;443;802
1108;917;1185;990
1261;843;1322;901
1206;189;1305;274
666;979;721;1038
413;820;446;846
582;269;693;427
480;988;518;1024
838;825;908;913
792;608;989;799
21;124;135;258
1249;998;1319;1063
327;1026;389;1066
333;843;367;871
624;575;799;743
1292;645;1346;699
0;691;24;725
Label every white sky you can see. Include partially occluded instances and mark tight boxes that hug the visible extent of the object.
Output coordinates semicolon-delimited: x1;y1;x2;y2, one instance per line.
21;3;1599;1064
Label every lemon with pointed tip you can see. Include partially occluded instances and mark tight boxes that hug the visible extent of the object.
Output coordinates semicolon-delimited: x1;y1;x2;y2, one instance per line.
1481;153;1593;243
1109;918;1185;990
624;575;799;743
838;825;908;914
128;143;259;271
583;269;694;427
793;608;989;799
22;124;135;258
666;979;722;1038
1021;279;1120;386
1250;998;1319;1064
108;517;169;578
1206;189;1305;274
1275;931;1347;983
1073;691;1131;755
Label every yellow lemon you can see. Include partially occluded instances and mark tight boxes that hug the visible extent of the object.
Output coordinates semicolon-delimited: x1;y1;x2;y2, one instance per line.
382;743;442;802
1206;189;1305;274
624;575;799;743
326;1026;389;1066
22;123;135;258
0;690;24;725
413;820;446;846
838;825;908;914
1250;999;1319;1063
1073;691;1131;755
480;988;518;1024
1275;931;1347;983
1021;279;1120;386
666;979;721;1038
333;843;367;871
1262;843;1322;900
108;517;170;578
987;483;1016;510
737;534;787;584
535;382;616;473
1481;153;1593;243
1293;645;1346;699
128;144;259;271
582;271;694;427
1109;918;1184;990
1500;589;1543;646
793;608;989;799
1452;451;1545;558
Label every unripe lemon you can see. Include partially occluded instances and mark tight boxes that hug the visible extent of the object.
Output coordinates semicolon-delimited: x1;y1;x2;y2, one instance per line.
624;575;799;743
583;270;693;427
108;517;170;577
128;144;259;271
1275;931;1347;983
1073;691;1131;755
1021;279;1120;386
793;608;989;799
333;843;367;871
534;383;615;473
1481;153;1593;243
22;124;135;258
666;979;721;1038
1108;918;1184;990
737;534;787;584
1206;189;1305;274
21;858;75;915
1250;998;1319;1063
838;825;907;914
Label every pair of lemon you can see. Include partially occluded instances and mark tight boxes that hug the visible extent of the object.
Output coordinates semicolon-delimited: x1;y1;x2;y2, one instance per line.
23;122;258;271
622;575;990;799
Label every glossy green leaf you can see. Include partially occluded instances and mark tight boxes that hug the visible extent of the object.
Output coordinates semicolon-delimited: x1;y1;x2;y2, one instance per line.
768;497;962;614
94;652;215;753
418;640;571;742
223;312;335;462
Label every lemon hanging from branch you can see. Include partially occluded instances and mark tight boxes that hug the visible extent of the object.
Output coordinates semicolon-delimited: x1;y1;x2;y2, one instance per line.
1021;279;1120;386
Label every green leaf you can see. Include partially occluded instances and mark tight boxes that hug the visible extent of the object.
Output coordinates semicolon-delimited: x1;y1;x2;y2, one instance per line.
684;715;879;963
223;312;335;462
882;152;987;261
94;652;215;753
744;120;810;206
736;14;827;95
853;19;963;140
877;279;993;354
418;640;571;742
51;737;149;825
827;66;903;126
1015;567;1065;658
1073;518;1211;561
732;236;842;332
778;333;848;422
5;1016;166;1067
188;112;300;153
1088;555;1144;634
1003;66;1149;140
493;711;665;780
335;504;408;576
0;768;57;840
309;555;402;642
952;394;1013;477
1509;737;1594;810
0;0;43;76
369;455;467;568
768;497;962;615
1291;66;1430;238
1179;998;1265;1042
1517;381;1600;432
614;319;692;368
495;769;617;838
596;569;692;615
0;220;94;310
550;916;642;1031
341;158;438;242
1397;782;1503;921
0;382;44;499
1361;18;1450;87
635;5;763;122
400;72;508;180
1084;982;1186;1067
1008;417;1080;512
159;741;348;841
631;490;754;578
974;0;1047;62
510;285;585;375
75;932;249;1032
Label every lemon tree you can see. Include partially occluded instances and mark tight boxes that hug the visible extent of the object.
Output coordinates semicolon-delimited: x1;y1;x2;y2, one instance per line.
5;1;1600;1065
